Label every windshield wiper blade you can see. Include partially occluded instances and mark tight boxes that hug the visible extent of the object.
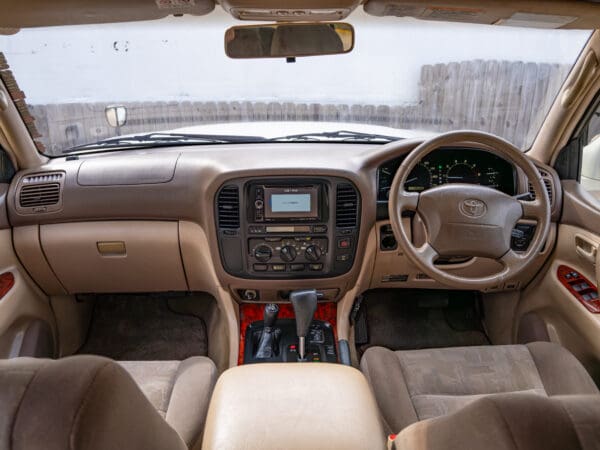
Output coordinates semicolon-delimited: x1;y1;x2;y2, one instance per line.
269;130;401;143
62;132;267;153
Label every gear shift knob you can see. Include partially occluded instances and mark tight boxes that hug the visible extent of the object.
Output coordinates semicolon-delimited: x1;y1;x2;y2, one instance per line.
290;289;318;360
263;303;279;329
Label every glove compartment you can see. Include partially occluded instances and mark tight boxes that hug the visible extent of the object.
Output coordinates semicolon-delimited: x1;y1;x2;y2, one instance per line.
38;221;188;294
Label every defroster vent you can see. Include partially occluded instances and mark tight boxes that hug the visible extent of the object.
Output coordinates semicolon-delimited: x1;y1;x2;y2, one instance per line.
336;183;359;228
217;186;240;229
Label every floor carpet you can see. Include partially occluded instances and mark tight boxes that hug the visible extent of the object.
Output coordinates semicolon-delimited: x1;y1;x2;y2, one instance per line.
77;294;208;360
357;289;489;355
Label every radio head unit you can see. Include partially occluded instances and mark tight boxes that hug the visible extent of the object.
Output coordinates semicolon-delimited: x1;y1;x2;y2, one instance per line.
252;184;322;223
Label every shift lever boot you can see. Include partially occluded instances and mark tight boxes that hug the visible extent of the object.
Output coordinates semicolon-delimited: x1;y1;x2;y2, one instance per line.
255;304;280;359
290;289;318;361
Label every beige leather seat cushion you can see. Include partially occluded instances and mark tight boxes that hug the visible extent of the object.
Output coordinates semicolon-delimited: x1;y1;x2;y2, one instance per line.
0;355;217;450
393;393;600;450
120;358;217;448
361;342;599;433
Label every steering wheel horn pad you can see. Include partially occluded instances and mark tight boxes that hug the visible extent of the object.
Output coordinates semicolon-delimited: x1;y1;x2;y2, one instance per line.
418;184;522;259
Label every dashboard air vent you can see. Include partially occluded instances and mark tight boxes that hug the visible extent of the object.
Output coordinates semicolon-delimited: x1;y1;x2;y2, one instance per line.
528;179;553;205
17;172;64;213
217;186;240;229
336;183;359;228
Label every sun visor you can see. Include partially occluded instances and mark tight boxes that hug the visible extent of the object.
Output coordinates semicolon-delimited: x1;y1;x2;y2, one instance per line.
363;0;600;29
220;0;360;21
0;0;215;28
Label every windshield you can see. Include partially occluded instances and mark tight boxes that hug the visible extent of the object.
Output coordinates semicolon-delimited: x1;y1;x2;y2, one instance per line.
0;9;592;155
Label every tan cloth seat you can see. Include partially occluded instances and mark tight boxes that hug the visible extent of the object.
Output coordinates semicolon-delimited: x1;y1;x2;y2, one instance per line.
361;342;599;434
0;355;217;450
393;393;600;450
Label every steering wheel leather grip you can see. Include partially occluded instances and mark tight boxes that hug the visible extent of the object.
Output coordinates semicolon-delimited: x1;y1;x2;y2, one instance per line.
388;130;551;290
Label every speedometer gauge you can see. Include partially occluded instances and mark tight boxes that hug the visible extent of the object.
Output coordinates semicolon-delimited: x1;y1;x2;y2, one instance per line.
405;164;432;192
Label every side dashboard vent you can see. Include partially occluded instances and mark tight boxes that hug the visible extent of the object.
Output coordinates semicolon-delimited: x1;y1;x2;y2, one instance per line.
336;183;359;228
217;186;240;229
17;172;64;213
528;178;554;205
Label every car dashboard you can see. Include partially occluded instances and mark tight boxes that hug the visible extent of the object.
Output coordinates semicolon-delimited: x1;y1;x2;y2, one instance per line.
4;140;561;302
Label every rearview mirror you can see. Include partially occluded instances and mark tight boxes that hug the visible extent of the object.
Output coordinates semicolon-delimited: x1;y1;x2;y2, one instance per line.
225;22;354;59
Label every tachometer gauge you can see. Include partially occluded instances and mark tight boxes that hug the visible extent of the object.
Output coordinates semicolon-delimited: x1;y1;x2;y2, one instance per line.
405;164;432;192
446;163;479;184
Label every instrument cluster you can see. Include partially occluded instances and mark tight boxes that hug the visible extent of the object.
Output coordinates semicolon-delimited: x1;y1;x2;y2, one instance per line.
377;148;516;201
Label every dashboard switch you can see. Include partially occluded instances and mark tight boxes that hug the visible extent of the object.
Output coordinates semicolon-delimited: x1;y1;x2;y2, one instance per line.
337;237;352;249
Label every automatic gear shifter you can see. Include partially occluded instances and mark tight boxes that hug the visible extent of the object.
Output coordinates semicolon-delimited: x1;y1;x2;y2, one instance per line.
290;289;318;361
255;304;280;359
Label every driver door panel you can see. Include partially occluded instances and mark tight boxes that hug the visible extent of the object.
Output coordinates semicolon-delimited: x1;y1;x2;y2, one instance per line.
517;181;600;382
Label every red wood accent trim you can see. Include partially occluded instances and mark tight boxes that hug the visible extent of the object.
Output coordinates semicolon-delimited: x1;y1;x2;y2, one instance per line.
557;265;600;313
238;302;337;365
0;272;15;300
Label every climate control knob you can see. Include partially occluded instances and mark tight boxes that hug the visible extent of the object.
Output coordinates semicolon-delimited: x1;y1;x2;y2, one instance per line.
254;245;273;262
280;245;297;262
304;245;322;262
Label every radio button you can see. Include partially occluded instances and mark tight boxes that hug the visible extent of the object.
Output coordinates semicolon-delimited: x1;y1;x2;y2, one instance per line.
312;225;328;233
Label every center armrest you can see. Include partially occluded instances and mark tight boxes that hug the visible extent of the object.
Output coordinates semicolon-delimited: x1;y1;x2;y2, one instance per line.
202;363;386;450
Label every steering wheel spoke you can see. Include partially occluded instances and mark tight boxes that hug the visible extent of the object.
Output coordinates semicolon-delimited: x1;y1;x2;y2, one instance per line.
500;249;526;268
416;242;439;265
519;198;544;220
398;190;419;212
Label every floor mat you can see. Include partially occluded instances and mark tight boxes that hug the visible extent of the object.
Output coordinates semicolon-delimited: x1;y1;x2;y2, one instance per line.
77;294;208;360
357;289;489;355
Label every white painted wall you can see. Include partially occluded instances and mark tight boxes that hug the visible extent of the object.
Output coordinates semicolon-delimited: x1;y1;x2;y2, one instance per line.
0;8;591;105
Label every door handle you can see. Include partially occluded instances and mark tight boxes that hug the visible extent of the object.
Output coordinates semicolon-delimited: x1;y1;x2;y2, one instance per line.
575;235;598;265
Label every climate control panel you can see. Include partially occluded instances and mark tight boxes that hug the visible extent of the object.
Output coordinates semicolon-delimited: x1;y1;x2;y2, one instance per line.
248;237;328;274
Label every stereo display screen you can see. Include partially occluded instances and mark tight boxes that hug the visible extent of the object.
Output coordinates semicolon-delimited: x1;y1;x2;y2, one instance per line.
264;186;319;219
271;193;311;213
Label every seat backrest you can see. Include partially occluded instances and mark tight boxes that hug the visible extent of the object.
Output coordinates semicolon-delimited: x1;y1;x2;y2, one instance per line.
0;355;188;450
392;393;600;450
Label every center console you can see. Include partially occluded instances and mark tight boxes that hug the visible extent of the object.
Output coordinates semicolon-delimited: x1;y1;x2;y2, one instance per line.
202;363;387;450
215;177;361;279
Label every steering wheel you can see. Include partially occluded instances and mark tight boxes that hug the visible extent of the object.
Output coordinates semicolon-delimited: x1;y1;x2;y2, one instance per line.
388;131;551;290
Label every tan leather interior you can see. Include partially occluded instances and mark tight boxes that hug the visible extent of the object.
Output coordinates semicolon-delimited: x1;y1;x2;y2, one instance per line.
0;0;215;28
2;5;600;450
0;355;217;450
361;342;600;434
393;393;600;450
0;228;55;358
202;363;386;450
364;0;600;30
